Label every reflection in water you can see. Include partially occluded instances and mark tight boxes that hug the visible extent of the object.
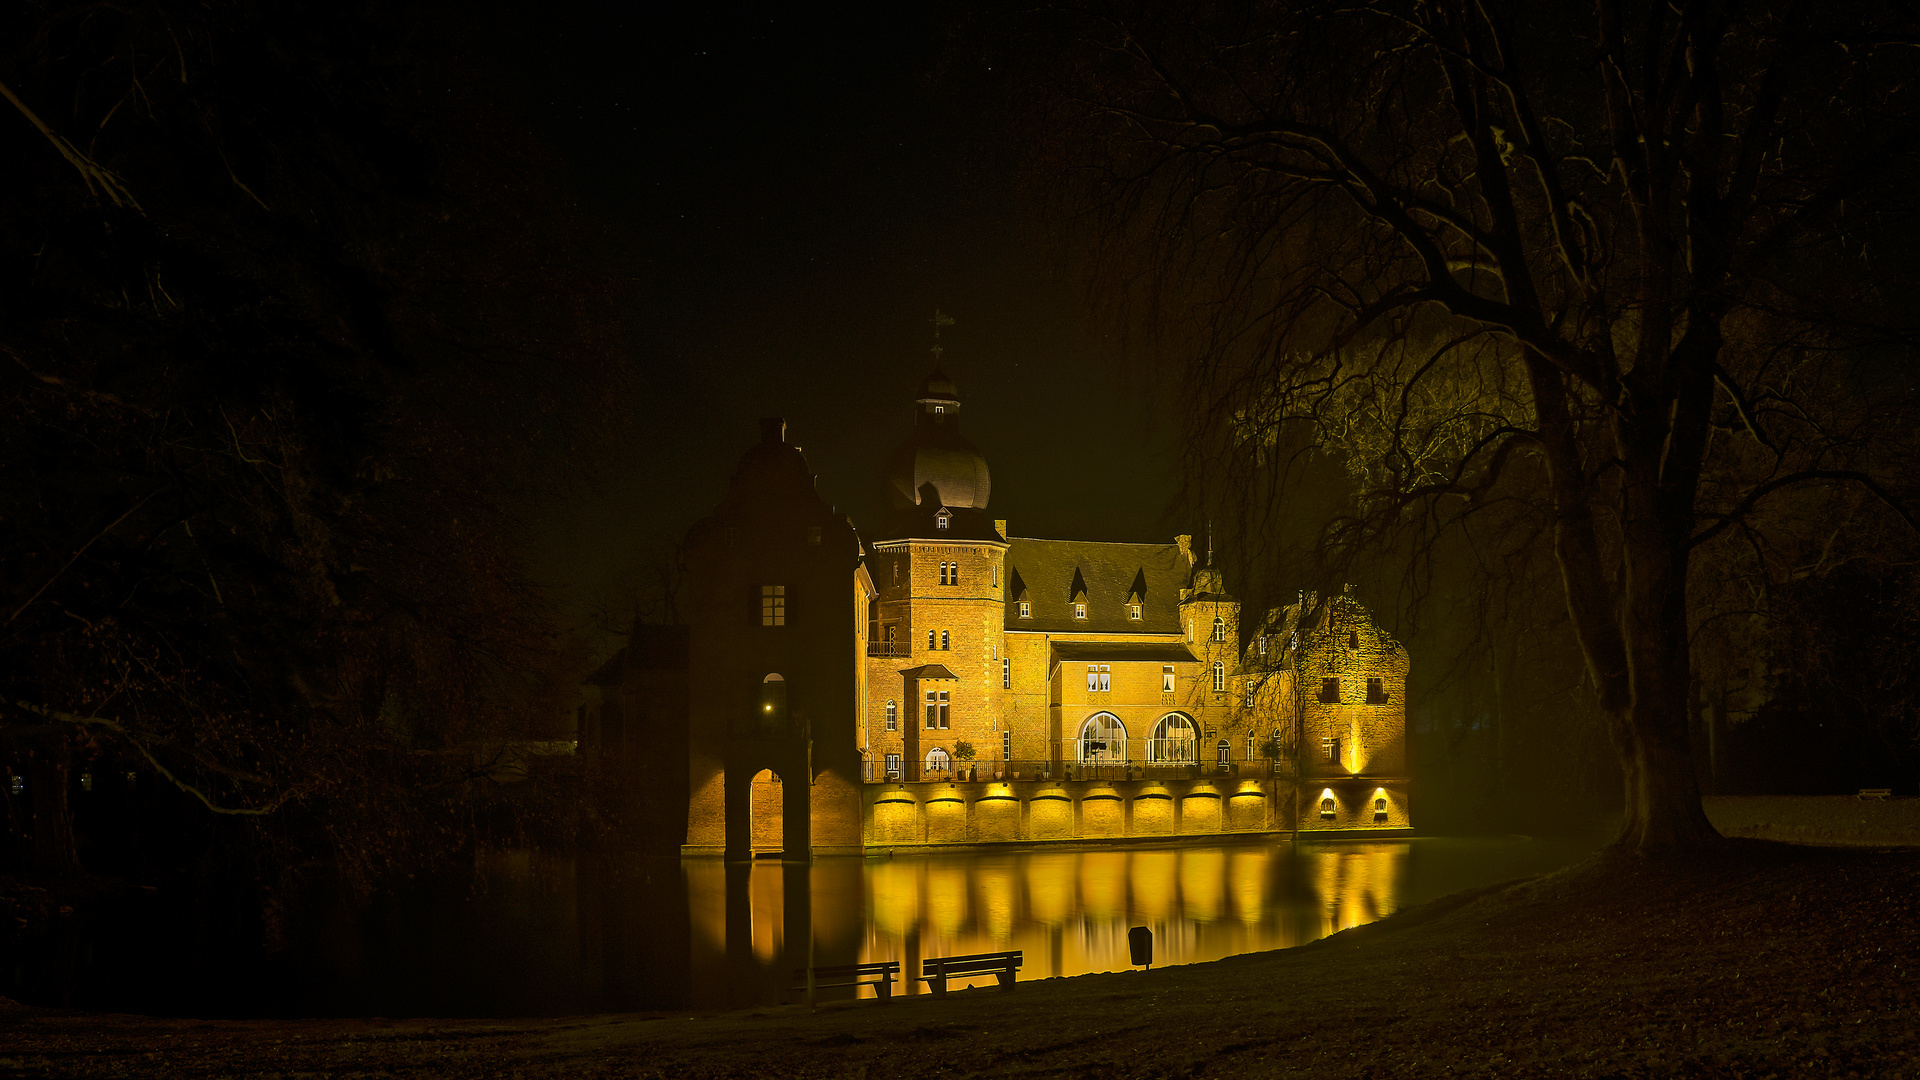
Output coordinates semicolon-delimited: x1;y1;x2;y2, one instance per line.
6;835;1592;1017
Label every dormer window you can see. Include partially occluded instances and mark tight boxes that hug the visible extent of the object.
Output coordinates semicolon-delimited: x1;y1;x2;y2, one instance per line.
935;508;952;530
1074;602;1087;620
1019;601;1031;619
934;405;945;414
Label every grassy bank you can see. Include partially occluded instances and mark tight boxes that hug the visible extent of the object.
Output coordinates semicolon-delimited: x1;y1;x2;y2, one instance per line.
2;838;1915;1078
1706;795;1920;847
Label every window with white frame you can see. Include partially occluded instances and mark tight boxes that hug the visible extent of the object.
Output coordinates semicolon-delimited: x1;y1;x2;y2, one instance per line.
925;747;950;771
885;700;897;731
1074;602;1087;620
939;561;950;585
1247;732;1255;761
1129;603;1141;620
992;565;999;587
935;508;951;530
1245;680;1257;708
925;689;950;729
1002;731;1012;760
760;585;786;626
940;629;950;650
885;752;901;776
1002;658;1011;688
1019;601;1031;619
927;629;936;651
951;562;960;587
1211;616;1227;642
1086;665;1099;693
1162;665;1175;693
1211;661;1225;692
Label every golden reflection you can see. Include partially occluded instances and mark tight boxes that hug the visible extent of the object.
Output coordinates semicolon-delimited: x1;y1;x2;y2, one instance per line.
748;863;783;963
1306;842;1410;934
1026;854;1075;925
1229;848;1269;926
926;863;969;938
975;861;1016;944
1078;852;1126;919
1179;849;1225;922
1129;851;1178;921
684;860;728;956
867;860;919;938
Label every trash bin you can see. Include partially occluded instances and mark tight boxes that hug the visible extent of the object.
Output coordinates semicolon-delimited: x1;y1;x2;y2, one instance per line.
1128;926;1153;969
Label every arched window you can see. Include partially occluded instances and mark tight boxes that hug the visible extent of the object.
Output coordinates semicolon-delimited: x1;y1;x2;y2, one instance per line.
1320;796;1337;819
884;700;897;731
1211;661;1226;692
1078;712;1126;762
1211;616;1227;642
1149;713;1197;762
925;747;951;771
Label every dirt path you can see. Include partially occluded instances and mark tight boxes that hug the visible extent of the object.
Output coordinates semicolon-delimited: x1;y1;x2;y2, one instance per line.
3;840;1916;1078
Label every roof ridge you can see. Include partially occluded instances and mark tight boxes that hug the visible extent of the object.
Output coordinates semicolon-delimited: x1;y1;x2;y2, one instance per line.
1008;536;1178;547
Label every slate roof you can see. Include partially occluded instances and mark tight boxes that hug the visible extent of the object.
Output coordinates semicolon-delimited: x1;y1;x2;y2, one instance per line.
1003;538;1193;634
1051;642;1199;664
896;663;959;680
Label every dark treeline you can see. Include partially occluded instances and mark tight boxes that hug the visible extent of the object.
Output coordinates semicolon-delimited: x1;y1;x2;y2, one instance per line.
0;0;633;957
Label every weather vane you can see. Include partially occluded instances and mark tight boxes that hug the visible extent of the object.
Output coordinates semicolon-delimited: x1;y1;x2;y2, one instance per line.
930;309;954;364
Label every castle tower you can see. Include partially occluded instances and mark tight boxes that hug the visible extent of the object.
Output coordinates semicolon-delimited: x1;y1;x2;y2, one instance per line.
865;370;1010;785
681;419;868;859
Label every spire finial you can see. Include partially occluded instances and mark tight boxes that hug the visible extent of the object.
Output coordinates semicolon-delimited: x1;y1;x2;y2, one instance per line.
930;309;955;363
1207;520;1214;567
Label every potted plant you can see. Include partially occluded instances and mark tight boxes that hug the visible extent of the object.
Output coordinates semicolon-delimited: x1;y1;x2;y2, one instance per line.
953;740;977;781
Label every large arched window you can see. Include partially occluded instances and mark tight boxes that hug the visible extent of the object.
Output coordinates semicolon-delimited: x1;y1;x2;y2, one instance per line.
1211;616;1227;642
1211;661;1226;692
1077;712;1126;762
925;747;951;772
1149;713;1197;762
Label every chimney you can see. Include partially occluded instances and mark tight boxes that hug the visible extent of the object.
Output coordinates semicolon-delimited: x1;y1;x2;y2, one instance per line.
759;417;787;444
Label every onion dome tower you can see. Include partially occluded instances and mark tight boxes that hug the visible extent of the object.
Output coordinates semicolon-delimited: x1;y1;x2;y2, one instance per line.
878;368;1003;541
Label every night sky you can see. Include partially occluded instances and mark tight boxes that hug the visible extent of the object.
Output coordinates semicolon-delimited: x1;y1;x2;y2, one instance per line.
484;2;1181;622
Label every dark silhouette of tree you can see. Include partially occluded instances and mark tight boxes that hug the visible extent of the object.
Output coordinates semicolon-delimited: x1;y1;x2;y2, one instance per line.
1016;0;1920;849
0;1;630;887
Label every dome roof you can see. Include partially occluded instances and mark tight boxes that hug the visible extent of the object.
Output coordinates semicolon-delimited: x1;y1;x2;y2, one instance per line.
884;368;991;511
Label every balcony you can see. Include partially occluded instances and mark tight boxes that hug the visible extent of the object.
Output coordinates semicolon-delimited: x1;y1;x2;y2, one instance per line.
866;642;912;658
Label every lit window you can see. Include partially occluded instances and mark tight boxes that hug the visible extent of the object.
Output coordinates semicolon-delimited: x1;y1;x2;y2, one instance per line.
1322;737;1340;762
941;629;950;650
1002;658;1011;689
1074;602;1086;620
952;562;960;587
939;561;948;585
1019;601;1031;619
1320;796;1337;820
1211;661;1225;692
992;565;999;587
926;747;950;771
1367;677;1388;704
1245;680;1256;708
1003;731;1012;760
934;405;945;415
1161;665;1175;693
1211;617;1226;642
1374;796;1388;822
1319;678;1341;704
935;508;951;530
928;629;936;651
925;689;950;729
1247;733;1255;761
885;700;897;731
1129;603;1141;620
1256;635;1266;657
760;585;786;626
1086;665;1100;693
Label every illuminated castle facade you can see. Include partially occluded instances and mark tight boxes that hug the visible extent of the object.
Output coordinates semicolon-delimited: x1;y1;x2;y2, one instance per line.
669;372;1410;857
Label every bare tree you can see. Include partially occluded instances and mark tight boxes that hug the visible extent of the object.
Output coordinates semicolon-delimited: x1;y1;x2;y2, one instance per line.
1020;0;1920;849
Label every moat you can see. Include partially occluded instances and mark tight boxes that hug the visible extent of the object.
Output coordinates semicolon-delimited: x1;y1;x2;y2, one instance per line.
9;835;1595;1017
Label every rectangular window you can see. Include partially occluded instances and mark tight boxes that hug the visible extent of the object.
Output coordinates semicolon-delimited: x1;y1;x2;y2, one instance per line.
885;707;897;731
1323;736;1341;762
1003;731;1012;760
1367;677;1388;704
1245;681;1256;708
992;565;999;587
951;563;960;587
1019;601;1031;619
1162;665;1175;693
1086;665;1099;693
1319;678;1341;704
1003;658;1011;689
1129;603;1141;620
1074;602;1087;619
1098;665;1111;692
941;629;950;650
759;585;786;626
922;690;949;729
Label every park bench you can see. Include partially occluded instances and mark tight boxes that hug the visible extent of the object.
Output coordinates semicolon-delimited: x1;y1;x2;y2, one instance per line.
1858;788;1893;800
918;950;1023;996
791;960;900;1001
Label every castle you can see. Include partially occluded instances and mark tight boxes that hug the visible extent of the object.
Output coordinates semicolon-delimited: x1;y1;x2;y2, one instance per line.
585;370;1411;857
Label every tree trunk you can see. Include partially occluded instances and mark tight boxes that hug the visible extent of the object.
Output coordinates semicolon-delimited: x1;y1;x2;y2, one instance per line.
27;734;80;879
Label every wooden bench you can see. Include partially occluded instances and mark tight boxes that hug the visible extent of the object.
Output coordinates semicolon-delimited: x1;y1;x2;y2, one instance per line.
919;950;1023;996
791;961;900;1001
1858;788;1894;801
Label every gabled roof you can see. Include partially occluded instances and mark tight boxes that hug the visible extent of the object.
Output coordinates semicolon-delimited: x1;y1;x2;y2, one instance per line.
1003;538;1192;634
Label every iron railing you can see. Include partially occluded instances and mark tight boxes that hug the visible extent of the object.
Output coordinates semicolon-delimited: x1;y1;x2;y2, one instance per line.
860;757;1284;783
